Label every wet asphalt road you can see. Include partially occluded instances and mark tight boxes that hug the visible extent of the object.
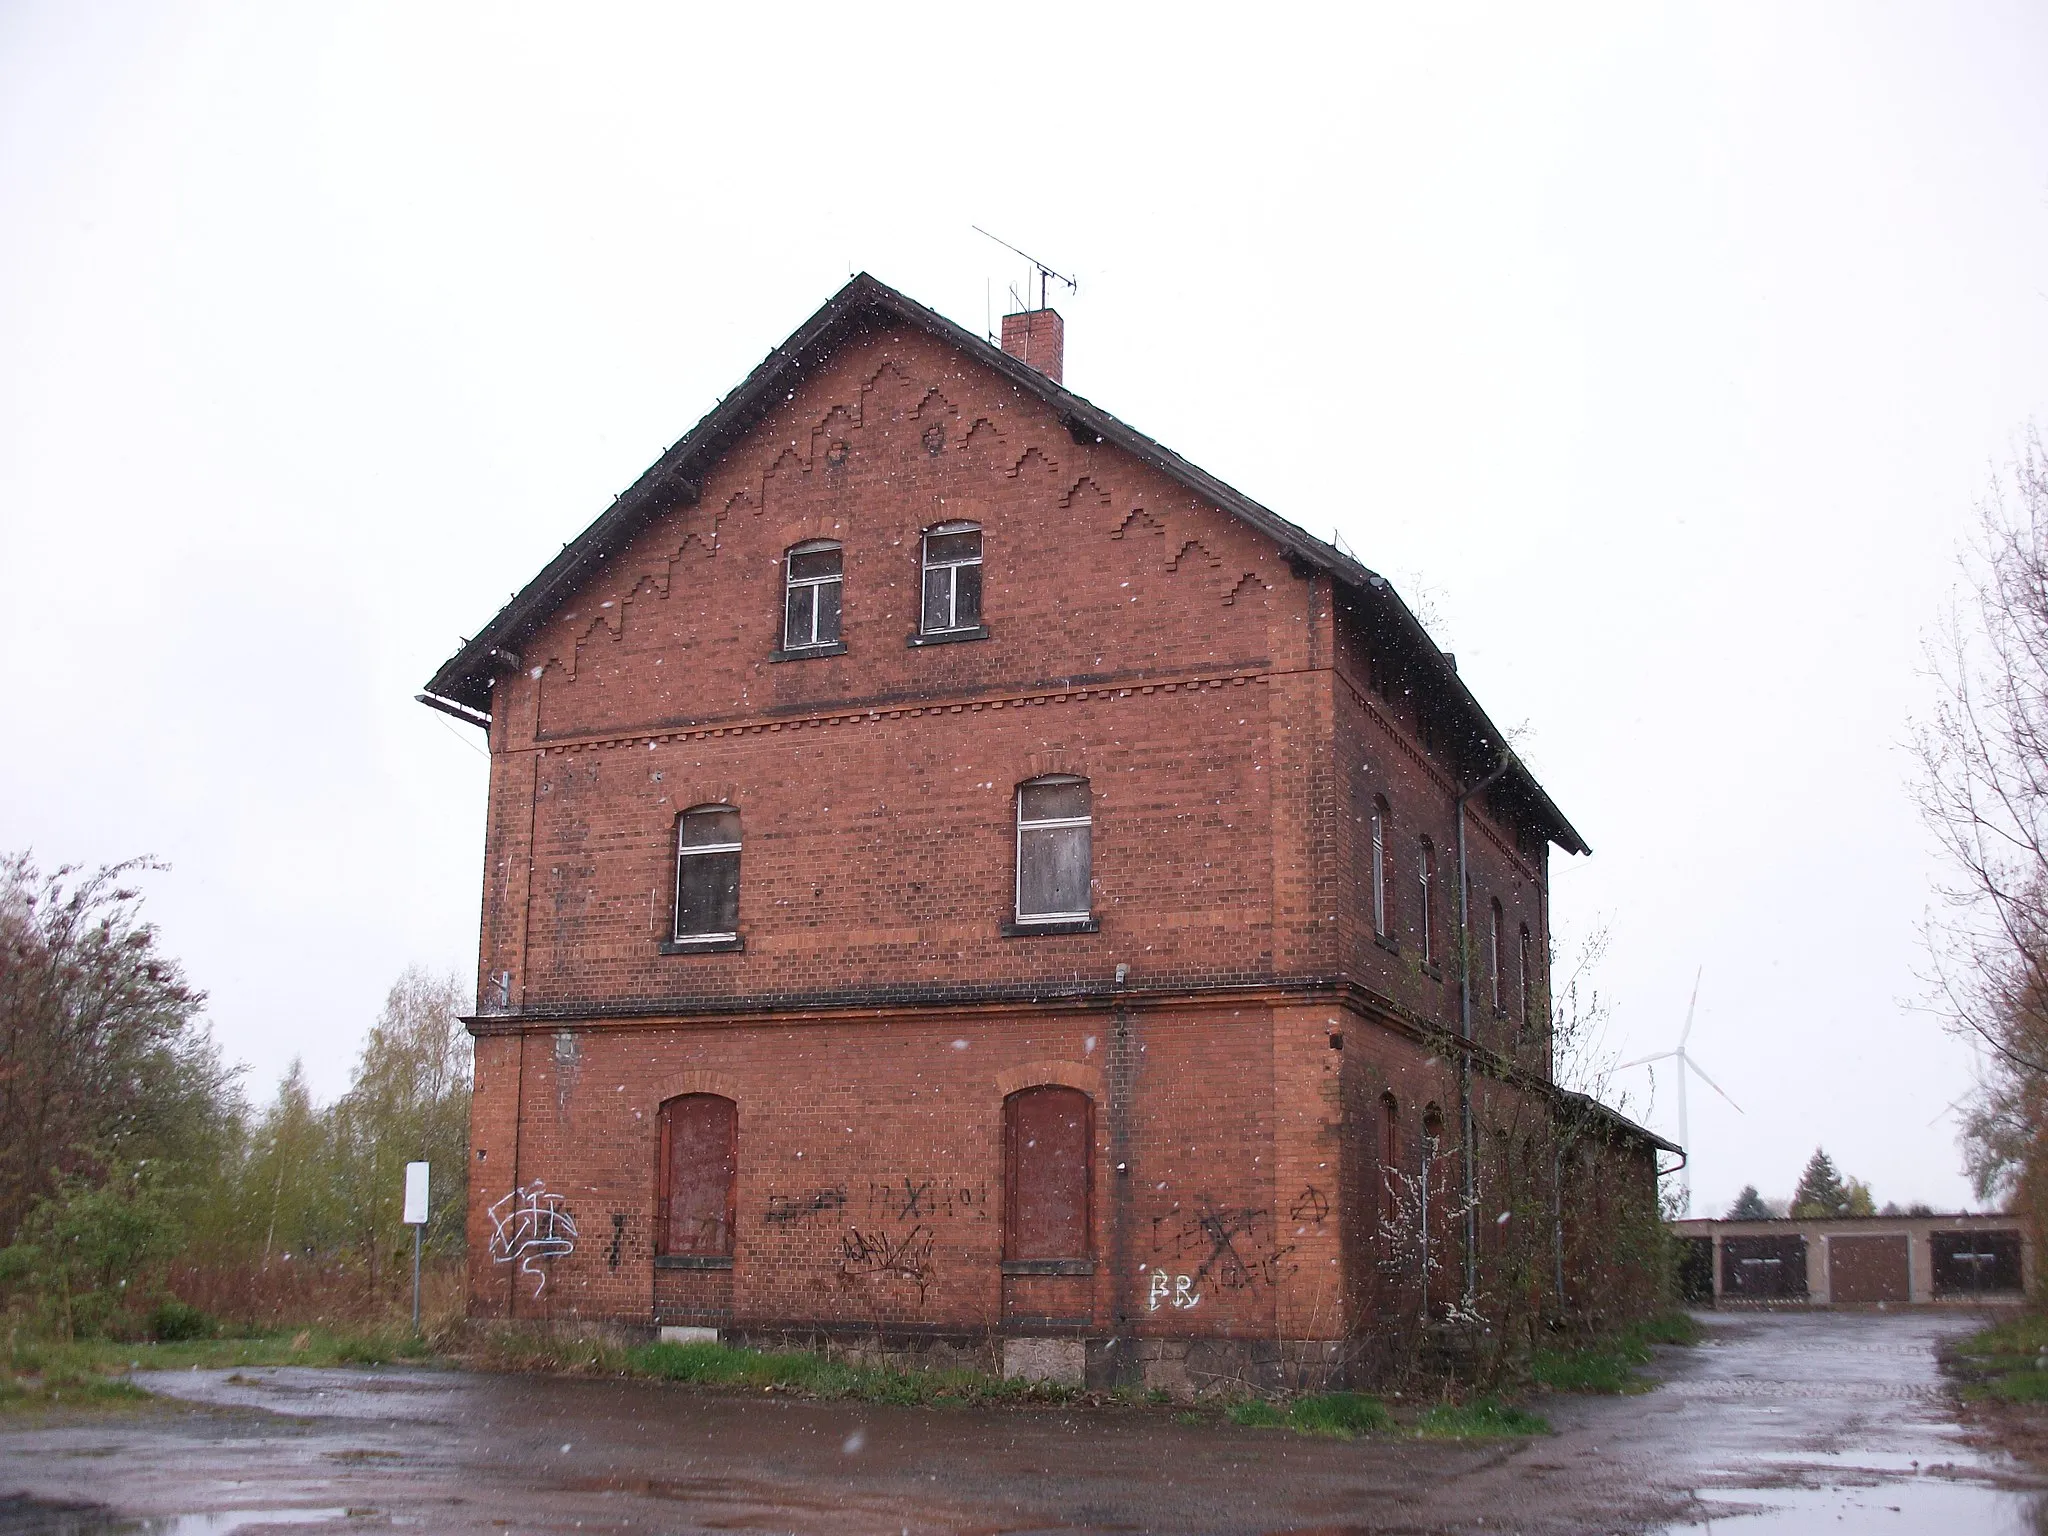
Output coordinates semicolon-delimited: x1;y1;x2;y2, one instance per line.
0;1310;2043;1534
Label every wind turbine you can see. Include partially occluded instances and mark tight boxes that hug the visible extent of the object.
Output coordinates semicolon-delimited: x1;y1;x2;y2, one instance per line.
1618;968;1743;1217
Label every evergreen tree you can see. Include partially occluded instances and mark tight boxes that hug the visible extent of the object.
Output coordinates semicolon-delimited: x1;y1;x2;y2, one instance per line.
1727;1185;1772;1220
1791;1148;1850;1218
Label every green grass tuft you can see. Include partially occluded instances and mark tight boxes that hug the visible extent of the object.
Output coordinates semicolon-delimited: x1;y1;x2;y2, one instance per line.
1288;1391;1394;1437
624;1340;1076;1407
1530;1312;1702;1395
1419;1397;1550;1437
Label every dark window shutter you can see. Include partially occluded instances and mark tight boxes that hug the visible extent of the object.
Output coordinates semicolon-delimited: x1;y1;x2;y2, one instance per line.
1004;1086;1091;1261
660;1095;737;1256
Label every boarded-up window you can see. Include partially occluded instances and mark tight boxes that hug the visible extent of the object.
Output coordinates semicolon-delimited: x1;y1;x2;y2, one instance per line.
1004;1086;1091;1261
674;806;740;941
659;1094;736;1257
1016;777;1092;922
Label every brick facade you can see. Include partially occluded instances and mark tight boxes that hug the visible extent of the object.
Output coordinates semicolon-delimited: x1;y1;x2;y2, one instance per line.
436;278;1664;1390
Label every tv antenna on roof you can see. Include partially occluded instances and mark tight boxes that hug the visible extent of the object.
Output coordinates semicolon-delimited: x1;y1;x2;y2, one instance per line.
972;226;1077;313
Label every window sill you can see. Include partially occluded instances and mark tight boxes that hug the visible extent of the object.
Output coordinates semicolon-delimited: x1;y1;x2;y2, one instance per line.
906;624;989;648
1373;932;1400;956
769;641;847;663
1001;1258;1096;1276
1000;917;1100;937
654;1254;734;1271
659;936;745;956
1423;964;1444;982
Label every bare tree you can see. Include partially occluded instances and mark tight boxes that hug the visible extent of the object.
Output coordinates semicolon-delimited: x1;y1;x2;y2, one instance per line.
1912;431;2048;1210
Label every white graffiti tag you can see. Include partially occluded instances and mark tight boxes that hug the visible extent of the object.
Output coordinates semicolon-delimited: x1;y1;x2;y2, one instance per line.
1146;1270;1200;1311
487;1180;578;1297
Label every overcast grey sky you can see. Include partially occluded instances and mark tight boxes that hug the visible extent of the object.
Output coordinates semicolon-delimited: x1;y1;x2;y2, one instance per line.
4;3;2045;1214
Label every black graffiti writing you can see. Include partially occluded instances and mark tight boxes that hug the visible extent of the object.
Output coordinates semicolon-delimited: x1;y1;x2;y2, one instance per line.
763;1186;849;1228
861;1178;988;1222
838;1224;937;1302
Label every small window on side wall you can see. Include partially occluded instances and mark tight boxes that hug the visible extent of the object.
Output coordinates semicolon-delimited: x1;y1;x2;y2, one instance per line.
1004;1085;1092;1266
920;522;983;634
1370;796;1391;938
658;1093;736;1259
783;541;843;651
674;805;740;944
1016;776;1091;924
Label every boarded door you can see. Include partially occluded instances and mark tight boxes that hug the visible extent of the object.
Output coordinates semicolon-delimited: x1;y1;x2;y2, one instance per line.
1830;1234;1909;1304
1932;1229;2024;1296
1004;1086;1092;1261
1722;1233;1808;1299
660;1094;737;1257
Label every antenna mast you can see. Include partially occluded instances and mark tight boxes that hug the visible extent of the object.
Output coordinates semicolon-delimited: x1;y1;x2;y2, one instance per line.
972;226;1077;311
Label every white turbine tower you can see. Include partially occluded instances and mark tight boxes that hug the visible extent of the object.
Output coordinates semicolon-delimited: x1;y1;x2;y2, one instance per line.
1618;968;1742;1218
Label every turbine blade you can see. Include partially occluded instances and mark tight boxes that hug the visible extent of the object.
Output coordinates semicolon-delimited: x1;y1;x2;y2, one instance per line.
1685;1056;1742;1113
1679;966;1703;1048
1617;1050;1677;1070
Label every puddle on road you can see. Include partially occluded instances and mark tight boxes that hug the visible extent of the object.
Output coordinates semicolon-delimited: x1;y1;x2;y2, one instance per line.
0;1497;353;1535
1654;1480;2048;1532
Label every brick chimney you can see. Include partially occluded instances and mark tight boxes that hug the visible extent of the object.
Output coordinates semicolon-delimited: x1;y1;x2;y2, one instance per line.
1001;308;1064;384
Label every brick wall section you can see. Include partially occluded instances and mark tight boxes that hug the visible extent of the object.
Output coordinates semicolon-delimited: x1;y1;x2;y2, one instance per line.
459;316;1618;1345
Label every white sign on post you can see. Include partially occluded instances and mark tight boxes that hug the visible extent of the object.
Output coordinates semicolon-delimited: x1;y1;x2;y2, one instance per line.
403;1161;430;1226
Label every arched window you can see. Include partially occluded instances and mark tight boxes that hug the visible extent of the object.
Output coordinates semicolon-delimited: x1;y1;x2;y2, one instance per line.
674;805;741;943
920;521;983;634
782;540;843;651
658;1094;736;1259
1004;1085;1092;1265
1489;898;1505;1015
1015;775;1091;923
1423;1103;1444;1153
1417;837;1436;967
1370;796;1391;937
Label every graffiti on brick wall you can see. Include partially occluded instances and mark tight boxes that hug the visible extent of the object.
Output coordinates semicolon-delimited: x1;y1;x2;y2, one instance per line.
1149;1202;1298;1296
1147;1270;1201;1311
762;1186;848;1229
839;1224;937;1302
864;1176;988;1223
488;1180;578;1298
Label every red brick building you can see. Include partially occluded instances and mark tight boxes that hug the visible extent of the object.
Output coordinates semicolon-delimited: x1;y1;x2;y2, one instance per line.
423;275;1670;1391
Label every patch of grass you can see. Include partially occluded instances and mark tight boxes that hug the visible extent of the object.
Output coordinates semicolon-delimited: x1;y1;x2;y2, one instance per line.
1946;1311;2048;1403
1418;1396;1550;1437
1530;1312;1702;1395
622;1340;1079;1407
1288;1391;1395;1438
1226;1398;1287;1427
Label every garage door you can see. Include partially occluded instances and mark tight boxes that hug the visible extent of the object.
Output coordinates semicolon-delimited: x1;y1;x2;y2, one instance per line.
1830;1234;1909;1304
1932;1229;2024;1296
1722;1234;1808;1299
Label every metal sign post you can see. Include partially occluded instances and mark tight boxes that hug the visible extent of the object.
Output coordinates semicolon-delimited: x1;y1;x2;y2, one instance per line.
403;1162;430;1335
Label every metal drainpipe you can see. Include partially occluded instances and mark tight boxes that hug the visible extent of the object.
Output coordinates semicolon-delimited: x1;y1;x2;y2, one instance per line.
1455;758;1513;1311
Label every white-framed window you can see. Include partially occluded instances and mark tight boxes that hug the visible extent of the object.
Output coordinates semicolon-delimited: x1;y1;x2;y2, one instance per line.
674;805;741;942
1370;795;1390;937
1417;837;1436;967
1015;775;1091;923
783;540;843;650
921;522;983;634
1519;923;1534;1028
1489;897;1504;1014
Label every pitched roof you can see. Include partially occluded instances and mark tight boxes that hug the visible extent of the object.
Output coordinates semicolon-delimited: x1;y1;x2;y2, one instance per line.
422;273;1588;855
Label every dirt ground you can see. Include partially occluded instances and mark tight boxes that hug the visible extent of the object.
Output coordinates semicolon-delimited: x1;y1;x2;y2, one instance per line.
0;1310;2042;1534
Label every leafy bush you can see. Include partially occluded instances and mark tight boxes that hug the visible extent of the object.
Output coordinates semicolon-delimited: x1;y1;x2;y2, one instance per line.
1530;1312;1701;1394
148;1300;212;1341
